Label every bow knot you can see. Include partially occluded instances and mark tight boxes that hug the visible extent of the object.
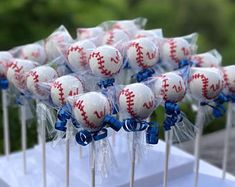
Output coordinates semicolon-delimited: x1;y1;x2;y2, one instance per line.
97;78;115;89
146;122;159;144
0;78;8;89
136;68;155;82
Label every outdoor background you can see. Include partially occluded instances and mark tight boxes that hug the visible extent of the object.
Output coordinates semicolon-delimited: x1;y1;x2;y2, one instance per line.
0;0;234;153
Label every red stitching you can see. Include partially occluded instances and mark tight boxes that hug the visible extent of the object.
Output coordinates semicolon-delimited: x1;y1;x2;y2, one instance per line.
172;81;183;93
106;31;114;45
10;62;23;73
143;99;154;109
146;51;156;60
190;73;210;99
110;51;120;64
89;52;112;76
28;70;45;96
210;80;221;91
67;46;87;67
191;55;204;67
161;76;170;101
94;110;105;119
74;100;97;129
128;42;148;69
168;39;179;63
52;81;65;104
223;69;235;93
120;88;137;117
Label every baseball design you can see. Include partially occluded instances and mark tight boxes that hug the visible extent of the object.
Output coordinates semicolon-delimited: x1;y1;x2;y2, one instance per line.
126;38;159;69
19;43;46;64
160;38;191;68
88;45;123;78
0;52;13;76
190;53;221;68
119;83;155;119
102;29;129;46
73;92;111;132
45;31;72;60
67;40;96;71
189;67;223;101
51;75;84;106
77;27;104;40
26;66;58;98
222;65;235;94
153;72;186;102
7;59;38;90
111;20;139;36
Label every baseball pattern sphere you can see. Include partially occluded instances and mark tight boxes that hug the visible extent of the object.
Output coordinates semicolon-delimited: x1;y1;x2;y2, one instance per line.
89;45;123;78
73;92;111;132
189;67;223;101
119;83;155;119
77;27;104;40
153;72;186;102
7;59;38;90
161;38;191;69
19;44;46;64
51;75;84;106
26;66;58;98
190;53;221;68
134;30;156;39
102;29;129;46
67;40;96;71
126;38;159;69
0;52;13;76
45;31;72;60
222;65;235;94
111;21;138;36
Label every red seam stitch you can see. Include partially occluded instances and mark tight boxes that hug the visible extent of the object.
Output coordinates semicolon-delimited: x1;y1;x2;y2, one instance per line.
52;81;65;104
143;98;154;109
128;42;148;69
67;46;87;67
168;39;180;63
190;73;210;99
192;55;204;67
223;69;235;93
106;31;114;45
89;52;112;76
161;75;170;101
120;88;137;117
74;100;97;129
28;71;45;96
110;51;120;64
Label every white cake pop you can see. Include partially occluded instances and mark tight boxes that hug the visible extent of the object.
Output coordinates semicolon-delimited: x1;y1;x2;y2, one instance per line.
19;43;46;64
73;92;111;132
189;67;223;101
161;38;191;69
222;65;235;94
67;40;96;71
51;75;84;106
89;45;123;78
153;72;186;102
26;66;58;98
0;52;13;76
102;29;129;46
126;38;159;69
7;59;38;90
119;83;155;119
190;53;221;67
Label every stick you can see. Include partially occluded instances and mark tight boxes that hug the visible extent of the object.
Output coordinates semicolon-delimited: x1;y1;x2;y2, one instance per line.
222;102;233;179
65;123;71;187
20;104;27;175
163;130;171;187
90;140;96;187
2;90;10;158
130;132;136;187
194;106;204;187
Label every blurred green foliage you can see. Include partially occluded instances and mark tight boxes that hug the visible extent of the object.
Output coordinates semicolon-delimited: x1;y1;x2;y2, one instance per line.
0;0;233;153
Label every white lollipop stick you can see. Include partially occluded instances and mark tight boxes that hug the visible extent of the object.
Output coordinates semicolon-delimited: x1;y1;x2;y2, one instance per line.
222;102;233;179
2;89;10;158
90;140;96;187
20;103;27;174
194;105;205;187
163;130;172;187
65;122;72;187
130;132;137;187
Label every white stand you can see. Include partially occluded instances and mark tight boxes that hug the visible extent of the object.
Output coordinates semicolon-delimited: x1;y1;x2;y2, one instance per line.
194;105;204;187
2;90;10;158
20;104;27;175
222;102;233;179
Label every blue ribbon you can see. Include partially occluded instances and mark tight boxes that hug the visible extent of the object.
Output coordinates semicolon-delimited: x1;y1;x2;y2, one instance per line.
123;118;148;132
97;78;115;89
163;101;183;131
178;60;192;69
146;122;159;144
136;68;155;82
200;93;228;118
0;78;8;89
227;95;235;103
102;114;123;131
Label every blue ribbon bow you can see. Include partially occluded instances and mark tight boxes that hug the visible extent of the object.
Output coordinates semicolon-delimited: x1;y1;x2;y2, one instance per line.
123;118;148;132
163;101;183;131
178;59;192;69
97;78;115;89
146;122;159;144
0;77;9;89
136;68;155;82
102;114;123;131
